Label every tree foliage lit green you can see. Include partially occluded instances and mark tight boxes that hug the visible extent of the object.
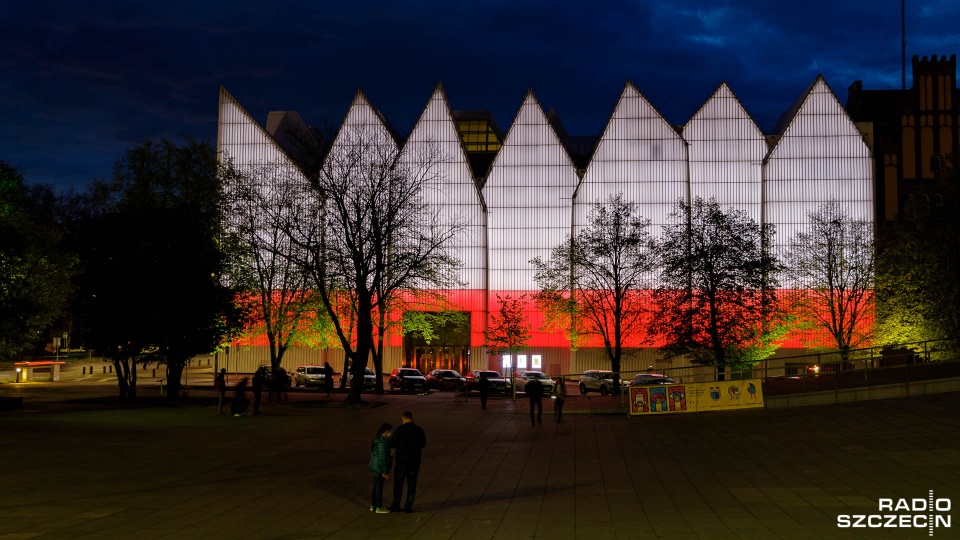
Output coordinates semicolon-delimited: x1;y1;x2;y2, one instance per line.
876;166;960;351
0;160;76;359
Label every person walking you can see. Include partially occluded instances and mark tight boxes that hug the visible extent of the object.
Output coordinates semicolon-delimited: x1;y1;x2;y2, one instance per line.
323;362;334;397
478;375;490;409
214;368;227;415
388;411;426;513
268;366;288;403
231;377;249;416
369;423;393;514
526;376;545;425
252;367;265;414
552;376;567;421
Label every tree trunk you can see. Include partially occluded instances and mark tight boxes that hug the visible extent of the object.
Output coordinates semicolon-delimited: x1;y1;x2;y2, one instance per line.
113;357;131;400
166;359;186;401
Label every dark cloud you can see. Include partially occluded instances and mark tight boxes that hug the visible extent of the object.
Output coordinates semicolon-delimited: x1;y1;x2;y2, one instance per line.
2;0;959;191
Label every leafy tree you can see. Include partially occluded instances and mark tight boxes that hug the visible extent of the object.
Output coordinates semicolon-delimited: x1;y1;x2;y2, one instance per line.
532;193;655;391
653;197;783;379
220;159;334;371
0;161;76;359
285;130;463;401
876;168;960;352
484;294;532;360
784;200;874;362
70;140;244;399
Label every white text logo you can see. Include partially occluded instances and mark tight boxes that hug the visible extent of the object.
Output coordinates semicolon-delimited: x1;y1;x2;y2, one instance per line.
837;491;951;536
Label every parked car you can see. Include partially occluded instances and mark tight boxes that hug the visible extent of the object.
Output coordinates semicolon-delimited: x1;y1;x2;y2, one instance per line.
464;370;512;393
425;369;466;390
260;366;292;388
516;371;555;394
342;367;379;390
578;370;624;395
294;365;326;387
388;368;428;392
629;373;676;386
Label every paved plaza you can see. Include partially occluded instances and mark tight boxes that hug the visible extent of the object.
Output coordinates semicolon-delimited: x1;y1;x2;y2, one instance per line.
0;374;958;540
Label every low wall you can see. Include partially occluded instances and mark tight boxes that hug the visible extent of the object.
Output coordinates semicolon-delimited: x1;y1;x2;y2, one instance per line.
765;376;960;408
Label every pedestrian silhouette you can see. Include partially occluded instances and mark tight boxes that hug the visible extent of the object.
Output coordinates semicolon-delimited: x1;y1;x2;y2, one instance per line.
552;376;567;421
231;377;249;416
526;376;544;425
388;411;427;513
369;422;393;513
252;367;265;414
323;362;334;397
214;368;227;415
478;375;490;409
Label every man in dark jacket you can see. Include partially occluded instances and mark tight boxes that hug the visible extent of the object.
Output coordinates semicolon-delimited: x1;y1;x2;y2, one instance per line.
526;376;545;425
323;362;334;397
478;375;490;409
252;367;265;414
388;411;427;513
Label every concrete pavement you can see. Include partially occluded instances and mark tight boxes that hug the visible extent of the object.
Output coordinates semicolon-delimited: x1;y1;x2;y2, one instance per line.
0;380;957;539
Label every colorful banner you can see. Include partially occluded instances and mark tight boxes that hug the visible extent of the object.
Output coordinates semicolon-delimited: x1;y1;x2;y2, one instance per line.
628;379;764;415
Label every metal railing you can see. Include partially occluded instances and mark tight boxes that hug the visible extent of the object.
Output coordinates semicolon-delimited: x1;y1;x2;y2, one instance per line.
549;338;959;408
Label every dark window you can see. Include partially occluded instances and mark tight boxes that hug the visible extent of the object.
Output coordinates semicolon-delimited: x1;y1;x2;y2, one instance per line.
931;155;942;173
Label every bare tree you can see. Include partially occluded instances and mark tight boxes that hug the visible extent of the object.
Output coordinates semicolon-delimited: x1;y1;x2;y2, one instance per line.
287;129;463;401
784;199;874;363
654;197;783;379
532;193;655;391
220;158;333;371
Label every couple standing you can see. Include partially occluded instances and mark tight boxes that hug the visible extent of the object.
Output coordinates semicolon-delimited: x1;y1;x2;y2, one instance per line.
369;411;427;514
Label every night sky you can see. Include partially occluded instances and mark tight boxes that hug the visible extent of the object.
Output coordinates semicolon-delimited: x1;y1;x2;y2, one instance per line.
3;0;960;192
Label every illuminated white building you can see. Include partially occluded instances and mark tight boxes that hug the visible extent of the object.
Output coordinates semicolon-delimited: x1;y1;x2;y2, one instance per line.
217;76;873;376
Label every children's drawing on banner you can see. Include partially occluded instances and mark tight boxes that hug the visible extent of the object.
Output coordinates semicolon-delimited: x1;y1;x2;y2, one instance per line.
631;388;648;413
649;387;668;412
668;386;686;411
629;379;765;416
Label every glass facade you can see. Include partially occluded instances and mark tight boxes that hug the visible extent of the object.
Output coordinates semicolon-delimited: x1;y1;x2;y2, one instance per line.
218;77;874;373
683;82;766;224
482;91;581;348
765;77;874;287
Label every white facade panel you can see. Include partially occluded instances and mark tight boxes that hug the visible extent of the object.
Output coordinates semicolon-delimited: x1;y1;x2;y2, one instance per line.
219;78;876;357
765;77;874;287
399;85;486;293
483;91;579;344
577;83;688;238
217;88;314;272
328;91;398;159
683;83;767;224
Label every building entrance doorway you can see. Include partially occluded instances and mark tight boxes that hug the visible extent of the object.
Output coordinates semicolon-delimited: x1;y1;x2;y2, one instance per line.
411;346;468;375
403;312;470;375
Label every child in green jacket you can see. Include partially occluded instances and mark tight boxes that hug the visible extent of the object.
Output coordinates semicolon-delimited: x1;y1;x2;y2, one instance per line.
369;423;393;513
